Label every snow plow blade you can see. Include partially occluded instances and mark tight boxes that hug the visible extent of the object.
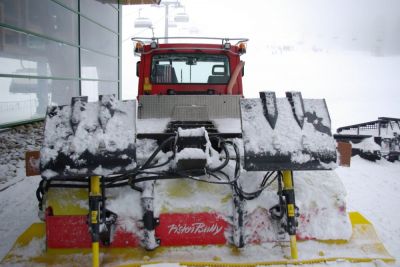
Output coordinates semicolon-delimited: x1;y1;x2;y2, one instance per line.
40;95;136;178
241;92;337;171
1;212;395;266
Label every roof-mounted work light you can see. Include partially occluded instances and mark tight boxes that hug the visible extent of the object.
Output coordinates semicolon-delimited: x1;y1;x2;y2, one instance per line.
224;42;231;50
150;40;158;49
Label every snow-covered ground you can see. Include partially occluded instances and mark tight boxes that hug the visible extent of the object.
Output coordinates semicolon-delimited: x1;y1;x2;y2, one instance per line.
336;156;400;263
0;171;41;263
0;128;399;266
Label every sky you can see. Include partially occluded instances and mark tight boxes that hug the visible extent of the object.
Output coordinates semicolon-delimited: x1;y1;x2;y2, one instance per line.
122;0;400;130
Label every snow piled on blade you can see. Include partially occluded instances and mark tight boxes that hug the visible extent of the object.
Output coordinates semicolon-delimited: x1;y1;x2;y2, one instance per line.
42;101;135;163
40;106;72;166
40;99;136;177
303;99;332;128
241;97;337;169
242;98;335;156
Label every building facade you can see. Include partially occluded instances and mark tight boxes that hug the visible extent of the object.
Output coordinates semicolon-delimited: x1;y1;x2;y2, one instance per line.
0;0;121;127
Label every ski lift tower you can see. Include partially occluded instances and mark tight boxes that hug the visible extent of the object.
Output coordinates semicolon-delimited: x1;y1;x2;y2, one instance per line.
156;0;189;43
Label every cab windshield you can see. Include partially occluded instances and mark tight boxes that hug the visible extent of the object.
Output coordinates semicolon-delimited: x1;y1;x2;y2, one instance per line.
151;54;230;84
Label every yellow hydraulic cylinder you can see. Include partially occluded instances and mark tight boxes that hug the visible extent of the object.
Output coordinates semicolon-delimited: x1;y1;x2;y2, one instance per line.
282;170;298;260
90;176;101;267
289;235;298;259
92;242;100;267
90;175;101;196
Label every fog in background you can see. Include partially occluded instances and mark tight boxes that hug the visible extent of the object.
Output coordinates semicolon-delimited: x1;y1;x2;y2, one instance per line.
122;0;400;130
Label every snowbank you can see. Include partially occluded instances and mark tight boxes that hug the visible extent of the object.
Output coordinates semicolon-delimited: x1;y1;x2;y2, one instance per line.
336;156;400;261
352;137;381;152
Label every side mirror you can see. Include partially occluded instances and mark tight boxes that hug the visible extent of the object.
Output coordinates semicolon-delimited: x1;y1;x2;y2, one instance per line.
136;61;140;77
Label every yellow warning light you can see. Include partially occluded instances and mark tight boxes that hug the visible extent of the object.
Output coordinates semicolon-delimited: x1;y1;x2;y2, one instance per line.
238;42;247;54
135;42;144;54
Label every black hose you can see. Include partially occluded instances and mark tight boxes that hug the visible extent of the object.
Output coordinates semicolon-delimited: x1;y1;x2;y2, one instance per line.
206;142;230;172
224;140;279;200
107;182;130;188
129;174;182;185
104;136;176;186
147;155;174;169
36;134;277;205
261;172;275;187
233;172;279;200
141;136;175;170
36;179;46;210
223;140;241;179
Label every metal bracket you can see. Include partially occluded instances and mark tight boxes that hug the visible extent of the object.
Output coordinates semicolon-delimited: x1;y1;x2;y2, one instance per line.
260;91;278;129
286;92;305;129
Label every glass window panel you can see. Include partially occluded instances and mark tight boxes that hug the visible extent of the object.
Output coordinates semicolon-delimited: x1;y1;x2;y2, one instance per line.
55;0;78;10
0;77;79;125
81;50;118;81
80;17;118;56
0;28;79;78
109;3;118;10
1;0;78;44
81;81;118;102
80;0;118;32
98;81;118;96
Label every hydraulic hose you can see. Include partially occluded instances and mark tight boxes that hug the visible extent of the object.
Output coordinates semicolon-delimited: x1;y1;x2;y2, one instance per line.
206;142;230;172
141;136;175;170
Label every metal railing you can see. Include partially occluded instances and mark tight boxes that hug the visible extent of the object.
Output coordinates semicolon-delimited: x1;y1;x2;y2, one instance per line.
132;36;249;45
